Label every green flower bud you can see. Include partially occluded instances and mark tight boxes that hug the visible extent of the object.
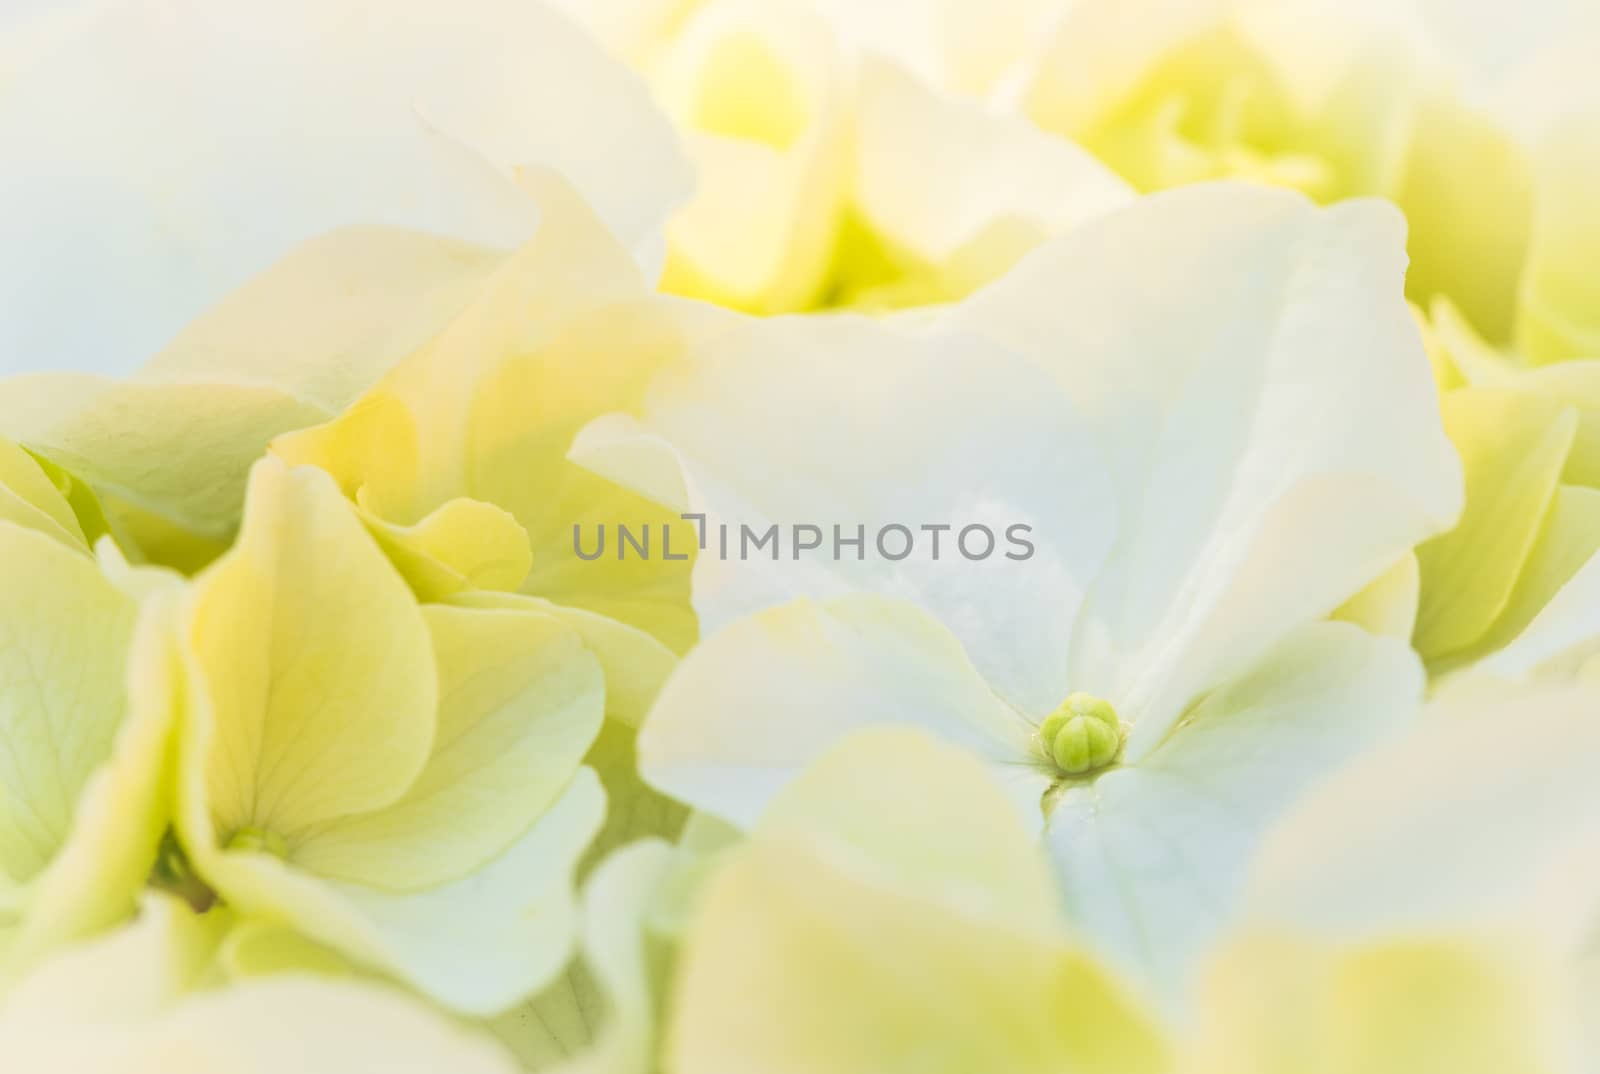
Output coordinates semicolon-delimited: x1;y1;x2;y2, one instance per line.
1039;692;1123;777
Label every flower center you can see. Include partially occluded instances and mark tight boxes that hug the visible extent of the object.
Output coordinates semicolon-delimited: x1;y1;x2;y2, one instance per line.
226;826;289;858
1039;693;1124;777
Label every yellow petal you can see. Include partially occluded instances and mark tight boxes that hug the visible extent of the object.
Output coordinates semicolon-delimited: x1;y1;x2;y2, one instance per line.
274;174;695;651
1332;553;1419;640
0;524;137;883
0;523;178;976
183;458;436;844
356;495;532;601
1518;114;1600;364
1414;388;1577;662
1188;932;1574;1074
7;576;183;974
1394;92;1534;347
0;435;86;550
288;604;603;891
0;374;326;540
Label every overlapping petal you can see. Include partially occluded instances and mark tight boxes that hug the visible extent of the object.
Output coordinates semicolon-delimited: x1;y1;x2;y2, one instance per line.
0;0;689;376
0;526;177;976
173;459;606;1014
665;730;1171;1074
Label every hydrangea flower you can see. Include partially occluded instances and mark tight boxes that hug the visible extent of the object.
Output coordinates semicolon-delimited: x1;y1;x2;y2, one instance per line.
563;0;1131;312
170;457;607;1015
584;184;1462;1000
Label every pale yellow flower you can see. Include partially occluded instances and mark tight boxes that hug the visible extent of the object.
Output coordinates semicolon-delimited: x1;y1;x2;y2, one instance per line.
565;0;1129;312
170;457;607;1015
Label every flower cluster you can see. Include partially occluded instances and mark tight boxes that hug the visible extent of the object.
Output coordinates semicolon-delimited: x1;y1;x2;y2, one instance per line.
1;0;1599;1071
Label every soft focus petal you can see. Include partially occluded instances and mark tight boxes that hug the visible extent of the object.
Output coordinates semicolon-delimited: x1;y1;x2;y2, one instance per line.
183;458;436;843
619;311;1118;715
1332;553;1420;641
1243;684;1600;945
0;896;524;1073
0;0;688;375
639;596;1050;832
1185;931;1579;1074
652;0;850;311
1413;388;1577;665
666;730;1170;1074
137;227;510;414
356;496;533;601
273;174;695;652
7;567;183;974
0;894;229;1039
0;375;326;541
0;524;178;975
493;839;674;1073
181;762;604;1016
830;59;1131;308
1518;113;1600;364
0;436;87;551
1044;622;1422;1005
956;185;1459;754
288;604;604;891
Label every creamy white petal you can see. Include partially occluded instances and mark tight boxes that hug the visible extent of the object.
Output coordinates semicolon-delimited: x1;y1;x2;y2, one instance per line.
0;0;688;375
955;185;1460;755
639;595;1050;832
1044;622;1423;1006
623;312;1118;715
1244;683;1600;949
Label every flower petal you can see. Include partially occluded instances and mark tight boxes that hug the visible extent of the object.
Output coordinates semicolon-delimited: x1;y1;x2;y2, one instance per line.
137;226;509;414
181;765;604;1016
622;311;1118;716
288;604;604;891
830;59;1130;307
0;435;86;551
7;574;183;973
1044;622;1422;1005
0;525;138;886
1188;931;1577;1074
0;0;687;375
1243;683;1600;944
955;185;1460;754
666;730;1169;1074
183;459;436;842
639;595;1048;832
491;839;674;1073
0;375;327;540
1414;388;1577;664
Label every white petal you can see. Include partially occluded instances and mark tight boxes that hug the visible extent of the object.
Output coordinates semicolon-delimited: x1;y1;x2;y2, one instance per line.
625;311;1118;715
639;595;1050;832
955;185;1460;754
1044;622;1423;1006
0;0;688;376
